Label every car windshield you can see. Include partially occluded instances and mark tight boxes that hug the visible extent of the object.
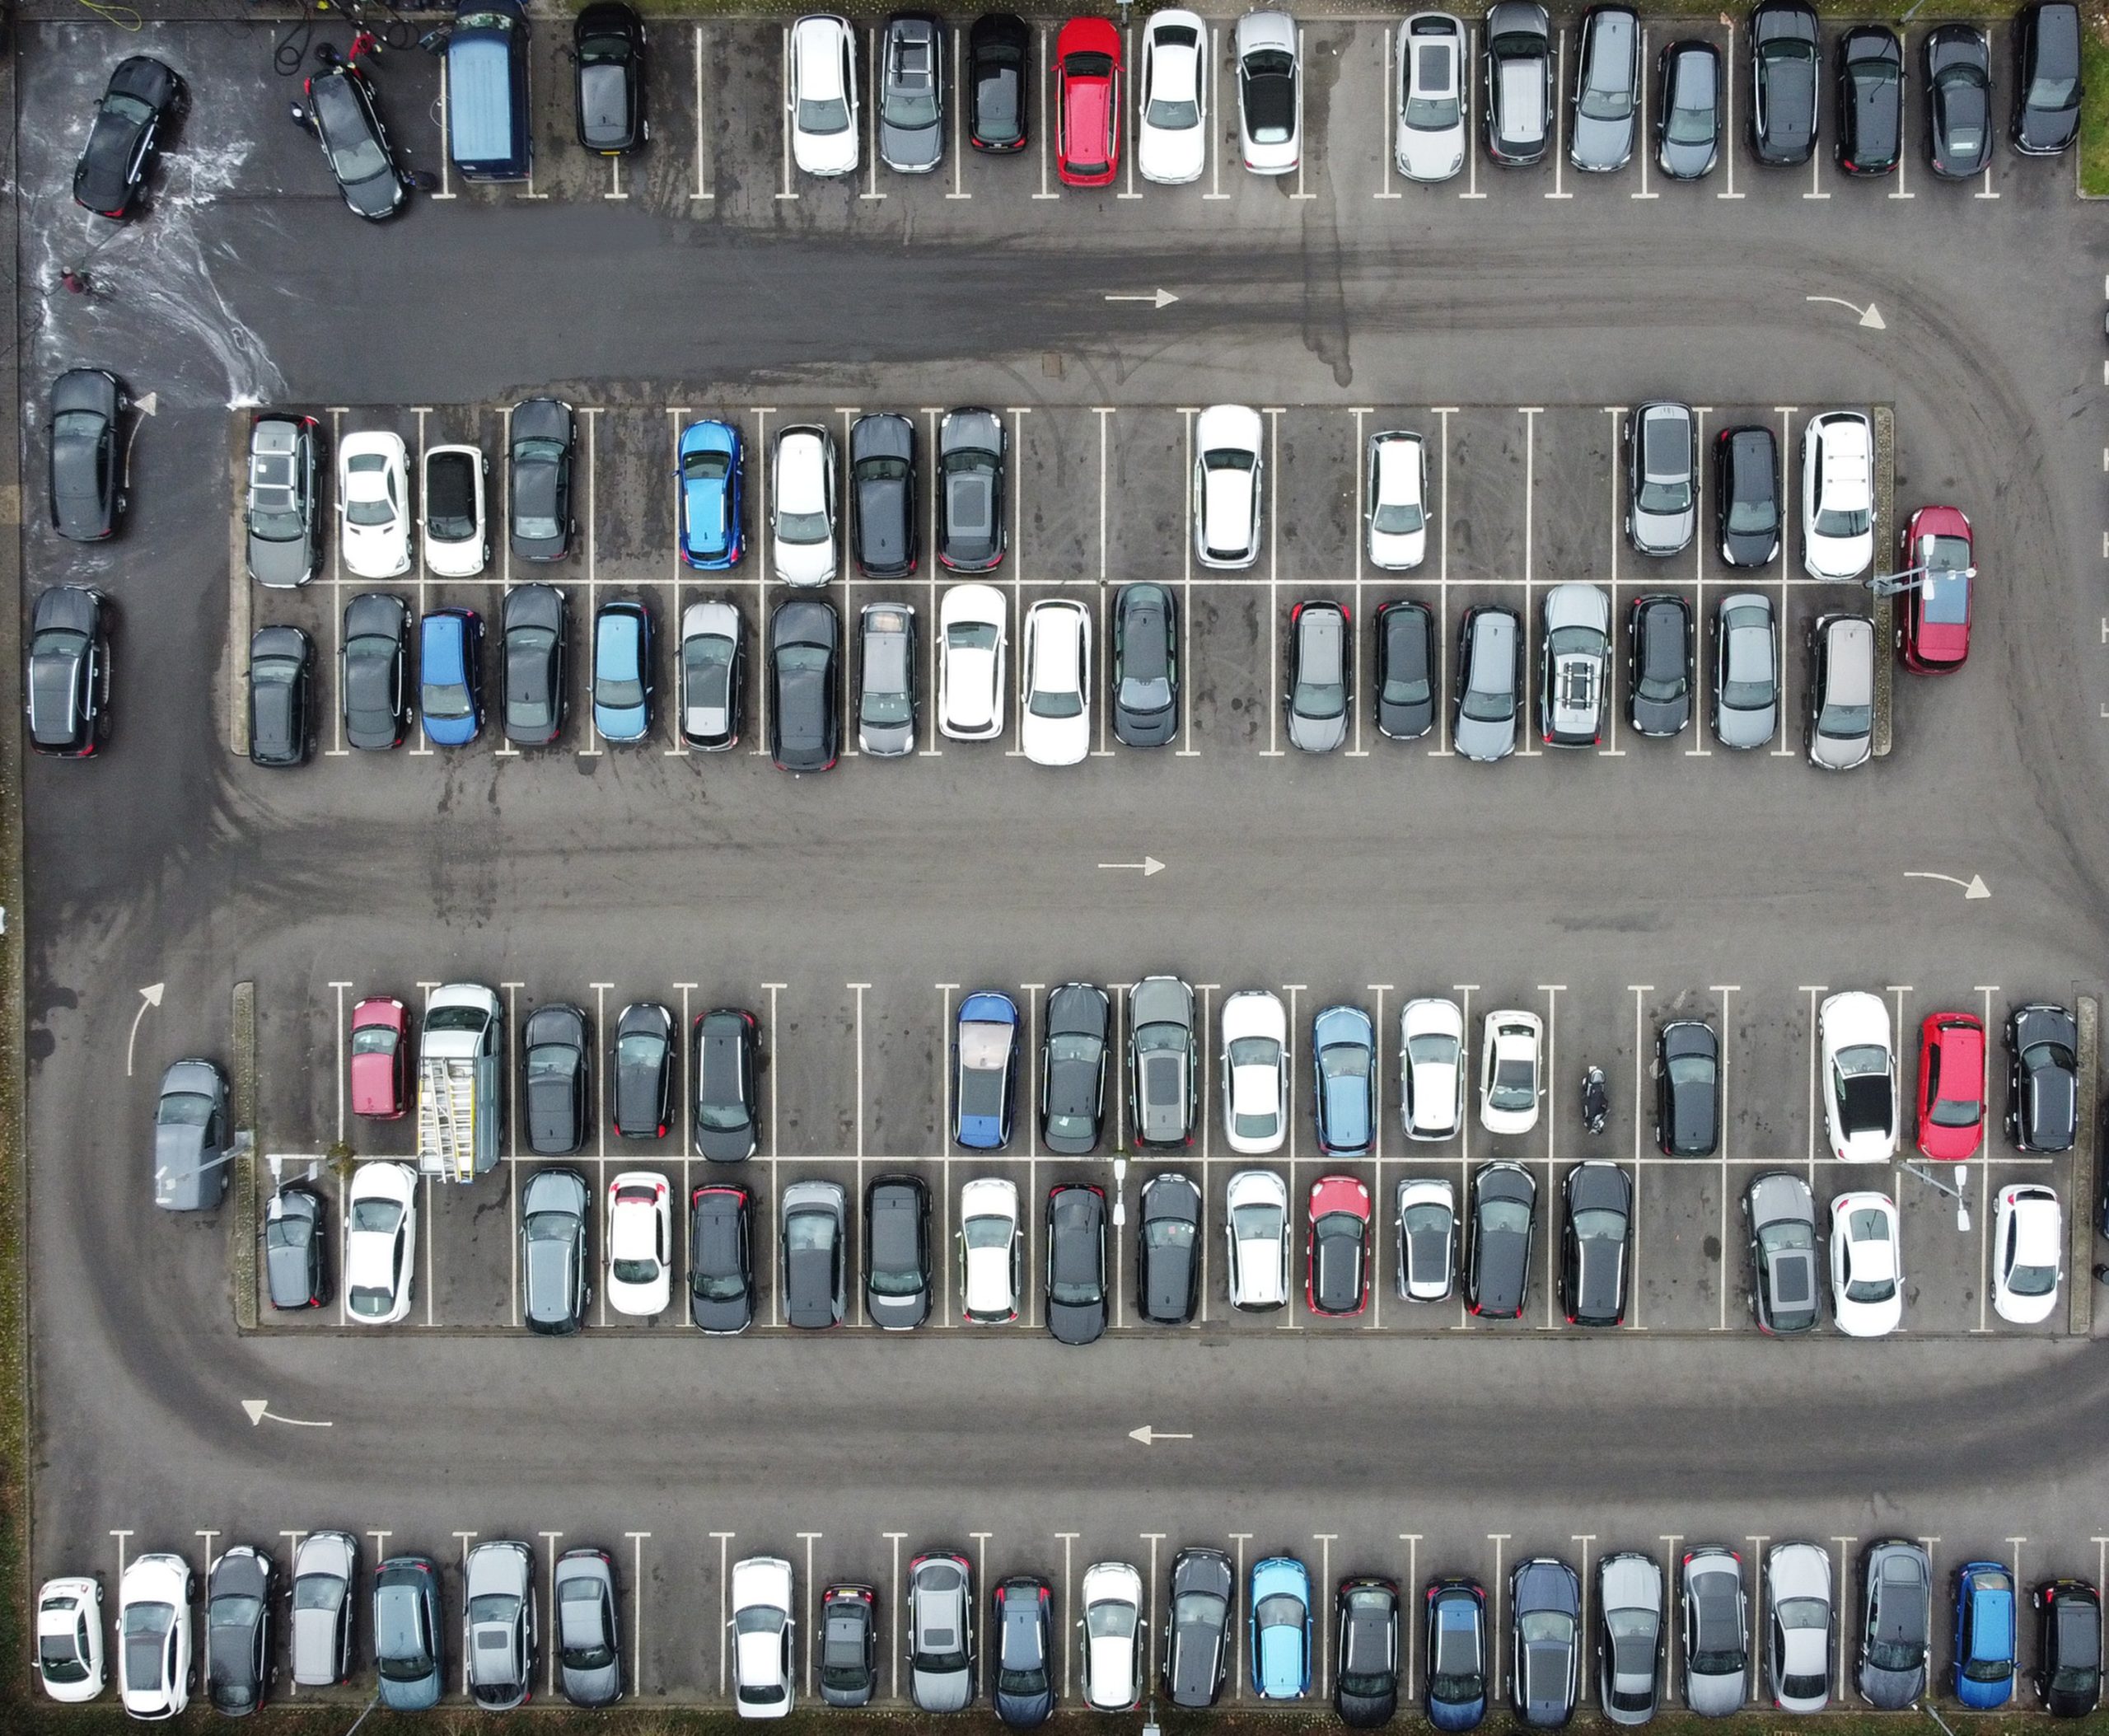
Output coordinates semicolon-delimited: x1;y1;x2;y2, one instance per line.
1461;672;1514;721
1814;500;1871;538
1030;679;1082;719
157;1091;213;1127
352;1024;398;1057
351;1197;401;1233
1578;53;1632;119
617;1032;663;1073
1088;1598;1137;1638
1667;1053;1713;1088
798;91;850;134
1144;1215;1195;1249
785;1210;836;1253
1294;673;1344;718
2028;69;2079;108
948;621;998;651
1726;490;1776;534
776;506;830;544
1866;1627;1924;1672
1373;497;1424;534
526;1044;577;1082
1667;87;1714;143
526;1210;575;1245
887;69;940;128
1232;1201;1283;1242
1480;1198;1530;1236
2007;1256;2057;1297
777;643;830;676
316;79;390;181
963;1214;1012;1249
1322;1042;1372;1080
1256;1593;1303;1628
1489;1055;1536;1110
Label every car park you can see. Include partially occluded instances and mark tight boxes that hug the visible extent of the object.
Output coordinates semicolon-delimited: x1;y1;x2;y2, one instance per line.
523;1002;592;1154
288;1532;356;1689
1540;582;1610;746
1926;26;1992;178
245;414;321;587
611;1001;673;1139
1485;2;1552;166
248;625;315;768
1627;594;1692;737
422;443;487;577
1681;1548;1749;1714
1467;1162;1537;1317
1801;413;1874;579
1225;1167;1291;1309
1896;504;1973;671
573;2;647;153
2031;1578;2102;1715
955;991;1020;1149
938;408;1005;572
1830;1191;1903;1337
1167;1547;1235;1707
791;14;859;175
2013;0;2082;154
300;59;406;220
1625;402;1696;555
1654;39;1721;177
203;1543;275;1716
676;419;742;569
865;1174;931;1329
520;1165;591;1335
1046;1184;1110;1345
1455;606;1522;761
1655;1019;1719;1155
1312;1004;1375;1156
26;585;110;759
879;13;945;174
1426;1579;1489;1730
819;1582;877;1708
1807;613;1875;770
849;413;916;580
1396;12;1468;183
419;606;484;747
1367;433;1428;569
689;1183;755;1333
373;1555;444;1711
508;397;576;563
694;1006;760;1163
1954;1561;2017;1708
992;1575;1054;1725
1915;1011;1985;1159
854;601;915;756
337;431;411;579
1560;1161;1631;1327
1711;592;1779;749
1307;1172;1372;1315
1396;1177;1457;1301
1569;6;1641;171
118;1551;193;1720
1820;990;1896;1162
73;54;180;219
1236;12;1300;174
780;1179;847;1328
1251;1557;1312;1698
346;1160;418;1324
1993;1183;2062;1324
1765;1542;1834;1713
1129;976;1199;1148
48;367;125;541
1376;599;1437;741
1138;11;1208;185
1510;1556;1581;1725
938;583;1007;740
553;1548;623;1707
2005;1003;2078;1152
731;1554;795;1717
1080;1560;1145;1707
1714;426;1780;566
969;12;1030;152
341;592;410;751
768;597;841;772
959;1176;1022;1322
1055;16;1122;185
1835;27;1903;175
464;1540;536;1711
1480;1009;1543;1134
908;1551;975;1711
1287;599;1351;752
678;600;742;751
1138;1171;1203;1324
1858;1542;1932;1708
1597;1551;1662;1724
1112;583;1178;747
153;1056;230;1212
1041;981;1109;1154
264;1182;327;1309
1221;990;1288;1154
1744;1172;1821;1334
1195;405;1264;569
1021;598;1090;766
1751;0;1821;164
1335;1577;1399;1726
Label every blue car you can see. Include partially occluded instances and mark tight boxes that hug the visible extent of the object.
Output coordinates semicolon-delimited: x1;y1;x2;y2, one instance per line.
953;992;1019;1150
418;607;483;746
1312;1003;1376;1156
1250;1556;1312;1700
592;599;653;742
678;418;744;569
1953;1561;2016;1709
1424;1578;1488;1731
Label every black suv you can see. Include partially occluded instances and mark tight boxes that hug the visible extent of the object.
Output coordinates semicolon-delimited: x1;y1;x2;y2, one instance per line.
2013;1;2082;155
1559;1161;1631;1327
248;625;316;768
992;1575;1055;1726
1714;425;1780;566
1655;1019;1720;1155
2032;1578;2102;1716
1834;26;1901;175
26;586;110;758
1750;0;1820;165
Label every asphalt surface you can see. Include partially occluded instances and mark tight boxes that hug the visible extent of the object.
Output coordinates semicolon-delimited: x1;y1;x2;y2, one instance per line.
18;7;2109;1712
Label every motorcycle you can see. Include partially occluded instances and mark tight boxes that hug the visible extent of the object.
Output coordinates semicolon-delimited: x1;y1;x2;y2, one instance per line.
1580;1065;1608;1135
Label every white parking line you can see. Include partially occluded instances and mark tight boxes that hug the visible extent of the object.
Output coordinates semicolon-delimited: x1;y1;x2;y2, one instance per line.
1546;30;1572;199
1718;24;1742;199
1976;981;1999;1331
1805;134;1830;199
778;30;798;200
1431;406;1457;755
1348;405;1370;758
864;29;886;199
1744;1534;1768;1705
1634;35;1657;199
1376;26;1401;199
1124;26;1145;200
1292;30;1316;199
1034;28;1059;199
1572;1534;1594;1699
1178;407;1199;756
1772;406;1798;755
453;1531;479;1694
579;407;605;758
947;29;970;199
692;27;714;199
1712;984;1738;1329
713;1531;736;1692
540;1531;563;1695
1315;1532;1336;1695
1686;406;1714;756
1627;985;1651;1331
1058;1532;1080;1698
1517;406;1543;756
1601;405;1625;758
920;407;942;756
1892;91;1914;199
755;406;777;753
799;1532;822;1693
1229;1532;1251;1699
1489;1533;1509;1687
503;980;524;1324
592;980;613;1328
1461;29;1485;198
1261;407;1286;757
1401;1534;1420;1682
1830;1536;1857;1699
1802;985;1826;1180
1658;1534;1683;1702
625;1532;649;1689
938;983;958;1326
663;409;692;758
1541;982;1563;1328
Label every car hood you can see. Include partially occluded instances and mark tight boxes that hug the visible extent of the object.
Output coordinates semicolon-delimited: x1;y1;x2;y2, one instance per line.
914;1664;972;1711
1686;1666;1744;1713
1569;110;1632;168
248;526;313;587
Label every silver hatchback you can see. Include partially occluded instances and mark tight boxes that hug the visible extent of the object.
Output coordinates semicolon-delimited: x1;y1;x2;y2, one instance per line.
1625;402;1697;554
909;1551;975;1711
1807;613;1873;770
1129;976;1198;1147
858;601;918;756
1454;606;1522;762
464;1541;536;1712
289;1531;358;1688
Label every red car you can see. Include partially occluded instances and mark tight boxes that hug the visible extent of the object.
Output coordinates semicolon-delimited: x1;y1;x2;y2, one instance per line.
349;996;409;1119
1896;504;1972;672
1055;16;1122;187
1915;1011;1985;1160
1306;1174;1371;1317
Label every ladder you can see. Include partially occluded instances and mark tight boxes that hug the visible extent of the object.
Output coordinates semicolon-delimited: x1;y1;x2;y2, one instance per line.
417;1061;478;1182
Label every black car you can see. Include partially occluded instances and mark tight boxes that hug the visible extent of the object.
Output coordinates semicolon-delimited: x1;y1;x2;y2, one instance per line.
1925;25;1991;178
510;398;577;562
1560;1160;1632;1328
938;408;1007;571
992;1575;1055;1727
2005;1003;2079;1153
821;1584;878;1708
1751;0;1820;166
1466;1161;1536;1318
342;592;411;751
969;12;1031;152
866;1174;933;1329
302;61;407;221
850;412;918;578
1654;39;1721;178
1858;1541;1932;1709
694;1007;760;1162
248;625;316;768
499;582;568;747
523;1003;592;1156
1714;425;1780;566
205;1545;278;1716
520;1165;591;1336
49;368;127;541
1112;582;1179;747
1835;26;1901;175
1376;599;1436;741
1042;982;1110;1154
611;1001;673;1139
1335;1577;1401;1727
26;585;110;759
574;2;648;153
781;1182;847;1328
1165;1547;1234;1708
2013;1;2082;155
768;598;841;772
1655;1019;1720;1156
2032;1578;2102;1716
264;1183;327;1309
1138;1171;1202;1325
1045;1183;1107;1345
1627;595;1692;737
689;1183;755;1333
72;54;181;219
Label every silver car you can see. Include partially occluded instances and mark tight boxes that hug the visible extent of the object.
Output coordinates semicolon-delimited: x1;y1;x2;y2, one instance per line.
878;13;944;173
289;1531;358;1688
1625;402;1697;555
857;601;917;756
1454;606;1522;762
520;1166;591;1336
1711;593;1778;750
1394;1177;1456;1300
909;1552;975;1711
1129;976;1198;1148
1597;1551;1662;1724
463;1541;536;1712
553;1547;623;1707
154;1057;230;1212
1807;614;1873;770
1765;1542;1833;1714
1396;13;1467;180
1399;997;1466;1139
1539;583;1611;747
1681;1548;1748;1716
679;600;743;751
1569;4;1641;171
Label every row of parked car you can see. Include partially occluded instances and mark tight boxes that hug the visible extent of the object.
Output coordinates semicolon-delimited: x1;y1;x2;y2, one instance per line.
49;1539;2102;1724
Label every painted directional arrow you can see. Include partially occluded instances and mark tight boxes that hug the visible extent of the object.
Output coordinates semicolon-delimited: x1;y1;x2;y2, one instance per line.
124;983;164;1079
1098;857;1165;877
1904;871;1990;899
1128;1425;1194;1445
1805;295;1886;330
122;391;157;470
242;1400;332;1429
1104;288;1180;309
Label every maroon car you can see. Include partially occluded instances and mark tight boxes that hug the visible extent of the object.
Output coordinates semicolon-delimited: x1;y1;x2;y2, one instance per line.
1896;503;1973;673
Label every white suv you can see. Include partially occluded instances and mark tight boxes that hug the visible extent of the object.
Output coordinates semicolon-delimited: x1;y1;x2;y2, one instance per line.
1799;411;1873;578
1224;1167;1291;1308
1194;405;1264;569
958;1177;1022;1322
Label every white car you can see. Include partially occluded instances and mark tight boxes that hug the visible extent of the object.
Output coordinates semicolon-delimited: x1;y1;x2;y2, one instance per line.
1396;12;1468;181
345;1160;418;1325
1992;1183;2062;1325
1079;1561;1146;1710
1220;989;1288;1154
606;1171;672;1317
1021;598;1091;766
1235;10;1301;173
1194;404;1264;569
1395;1177;1457;1301
1829;1191;1901;1337
1799;411;1874;580
1399;996;1465;1139
1479;1009;1543;1135
938;583;1007;740
36;1575;105;1702
1138;10;1208;184
337;430;412;579
730;1555;797;1719
1367;431;1429;569
118;1552;193;1721
771;424;838;586
790;14;859;176
1224;1167;1291;1309
958;1176;1022;1322
1764;1542;1833;1714
420;442;488;578
1819;990;1896;1163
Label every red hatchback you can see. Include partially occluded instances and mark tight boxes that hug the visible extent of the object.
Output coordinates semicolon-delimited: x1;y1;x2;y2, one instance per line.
1915;1011;1985;1160
1055;16;1122;186
349;996;409;1119
1306;1174;1372;1316
1897;504;1972;672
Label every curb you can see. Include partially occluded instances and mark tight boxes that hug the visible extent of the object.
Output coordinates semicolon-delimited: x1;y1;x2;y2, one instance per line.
2073;994;2098;1339
231;980;258;1331
1870;402;1895;760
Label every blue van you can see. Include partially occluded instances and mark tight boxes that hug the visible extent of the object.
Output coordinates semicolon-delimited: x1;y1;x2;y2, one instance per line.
447;0;532;182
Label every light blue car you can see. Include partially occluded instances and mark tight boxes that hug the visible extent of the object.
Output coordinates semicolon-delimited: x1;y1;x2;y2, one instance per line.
678;418;743;569
1952;1561;2015;1709
1311;1003;1375;1157
1250;1556;1312;1699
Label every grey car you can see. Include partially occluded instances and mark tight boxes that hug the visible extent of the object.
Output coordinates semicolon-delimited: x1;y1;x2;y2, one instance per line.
1129;976;1198;1148
1485;1;1551;164
909;1551;975;1711
880;14;945;171
679;599;743;751
1569;5;1641;170
850;412;917;577
1510;1556;1581;1725
938;409;1006;571
26;583;110;758
553;1547;623;1707
865;1174;932;1328
464;1541;536;1711
245;414;320;587
373;1555;444;1711
289;1530;357;1688
858;601;918;756
508;396;577;563
1286;599;1349;752
1681;1548;1748;1715
1455;606;1522;762
341;591;409;751
265;1183;327;1310
782;1179;847;1328
1857;1541;1929;1709
524;1003;591;1156
1625;402;1697;555
1655;40;1721;176
1166;1546;1235;1707
154;1057;230;1211
49;367;128;541
1807;614;1873;770
1744;1170;1820;1334
249;624;315;768
206;1543;278;1716
1711;593;1779;749
1139;1171;1203;1325
1596;1551;1662;1724
521;1166;591;1335
1540;583;1610;747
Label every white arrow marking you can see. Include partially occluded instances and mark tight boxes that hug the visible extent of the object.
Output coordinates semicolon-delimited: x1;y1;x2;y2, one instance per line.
133;391;158;417
1097;857;1165;877
242;1400;332;1429
1128;1425;1194;1445
1903;872;1990;899
1804;295;1885;330
125;983;165;1079
1103;288;1180;309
